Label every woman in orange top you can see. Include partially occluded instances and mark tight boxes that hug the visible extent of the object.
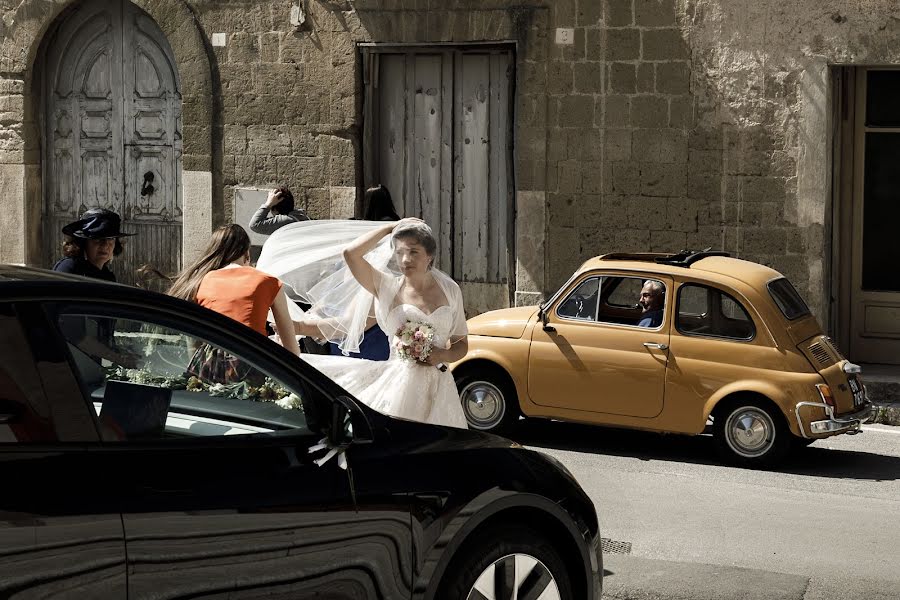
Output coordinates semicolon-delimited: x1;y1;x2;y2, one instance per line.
168;224;299;382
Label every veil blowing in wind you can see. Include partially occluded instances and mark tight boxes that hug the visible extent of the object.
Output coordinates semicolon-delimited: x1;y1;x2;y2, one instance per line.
257;219;470;428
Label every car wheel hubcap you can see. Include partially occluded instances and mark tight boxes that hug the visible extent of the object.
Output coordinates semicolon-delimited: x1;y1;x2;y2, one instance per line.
726;406;775;457
460;381;505;430
467;553;561;600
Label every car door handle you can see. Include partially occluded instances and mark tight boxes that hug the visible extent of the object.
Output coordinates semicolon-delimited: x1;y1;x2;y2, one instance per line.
643;342;668;350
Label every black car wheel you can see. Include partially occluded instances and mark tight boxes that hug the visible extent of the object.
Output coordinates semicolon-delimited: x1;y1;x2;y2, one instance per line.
713;399;790;467
438;524;573;600
456;369;519;433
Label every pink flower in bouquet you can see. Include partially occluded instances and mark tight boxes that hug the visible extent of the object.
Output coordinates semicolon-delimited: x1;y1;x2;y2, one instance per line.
395;320;435;363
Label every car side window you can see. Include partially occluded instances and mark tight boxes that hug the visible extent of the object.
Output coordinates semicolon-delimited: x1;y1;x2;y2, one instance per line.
557;277;600;321
57;312;310;442
676;284;755;340
0;304;57;443
598;276;666;328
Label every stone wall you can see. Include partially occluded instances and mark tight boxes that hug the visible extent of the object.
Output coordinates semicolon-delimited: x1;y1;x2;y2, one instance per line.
5;0;900;322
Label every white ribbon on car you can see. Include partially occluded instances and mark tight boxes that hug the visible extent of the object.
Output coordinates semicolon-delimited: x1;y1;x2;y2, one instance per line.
308;437;349;470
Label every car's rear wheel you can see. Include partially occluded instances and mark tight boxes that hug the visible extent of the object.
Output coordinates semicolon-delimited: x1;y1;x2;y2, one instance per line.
713;400;790;467
437;525;573;600
456;368;519;433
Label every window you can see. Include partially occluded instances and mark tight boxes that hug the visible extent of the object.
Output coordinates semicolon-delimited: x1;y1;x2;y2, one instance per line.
558;277;600;320
767;278;811;321
0;304;57;443
677;285;755;340
601;277;666;328
57;312;309;442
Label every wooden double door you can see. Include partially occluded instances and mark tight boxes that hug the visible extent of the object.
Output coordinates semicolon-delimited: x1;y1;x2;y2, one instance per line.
42;0;182;286
363;46;515;311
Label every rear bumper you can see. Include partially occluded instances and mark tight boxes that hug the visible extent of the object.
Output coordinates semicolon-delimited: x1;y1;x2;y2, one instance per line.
794;401;873;438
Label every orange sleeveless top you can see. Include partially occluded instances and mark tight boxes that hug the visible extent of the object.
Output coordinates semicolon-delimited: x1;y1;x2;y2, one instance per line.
196;266;282;335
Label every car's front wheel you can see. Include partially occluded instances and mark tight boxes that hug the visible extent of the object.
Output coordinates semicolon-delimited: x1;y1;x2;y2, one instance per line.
456;368;519;433
437;524;573;600
713;399;790;467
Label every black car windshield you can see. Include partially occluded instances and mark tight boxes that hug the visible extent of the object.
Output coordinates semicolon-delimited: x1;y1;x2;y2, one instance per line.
767;277;811;320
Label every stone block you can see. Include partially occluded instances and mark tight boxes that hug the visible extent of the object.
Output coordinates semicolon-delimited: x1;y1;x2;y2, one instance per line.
606;28;640;61
0;78;24;95
570;128;603;160
632;129;687;163
259;32;280;63
689;127;723;150
640;162;686;197
666;198;697;232
656;61;690;95
520;62;547;92
549;193;576;228
688;172;721;202
328;156;355;187
586;29;605;61
559;96;595;127
548;225;581;290
247;125;291;156
604;129;632;162
557;160;583;193
631;95;668;128
574;62;604;94
331;32;355;68
548;61;574;95
600;194;630;226
627;196;668;230
741;176;786;203
228;32;260;63
603;95;631;127
611;162;641;194
605;128;632;161
635;0;677;26
554;1;577;27
234;155;255;183
741;227;787;255
669;96;693;128
641;28;689;61
553;27;587;62
578;193;606;230
650;229;687;252
583;161;605;193
610;62;636;94
578;0;604;26
636;62;654;93
223;125;247;155
306;187;330;218
605;0;634;26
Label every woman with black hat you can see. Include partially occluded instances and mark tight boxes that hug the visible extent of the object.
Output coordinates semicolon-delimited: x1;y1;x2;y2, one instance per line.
53;208;135;281
53;208;139;368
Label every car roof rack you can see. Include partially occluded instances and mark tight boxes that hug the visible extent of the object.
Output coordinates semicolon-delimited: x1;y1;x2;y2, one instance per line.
598;249;730;267
654;249;730;266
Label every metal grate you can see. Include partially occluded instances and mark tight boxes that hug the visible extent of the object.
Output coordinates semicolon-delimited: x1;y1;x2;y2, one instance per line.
808;342;833;366
823;336;845;361
601;538;632;555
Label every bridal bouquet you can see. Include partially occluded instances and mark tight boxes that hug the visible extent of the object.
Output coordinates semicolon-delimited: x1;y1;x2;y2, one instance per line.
395;321;436;363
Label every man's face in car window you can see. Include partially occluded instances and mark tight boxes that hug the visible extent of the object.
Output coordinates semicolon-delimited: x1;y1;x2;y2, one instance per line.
639;281;663;313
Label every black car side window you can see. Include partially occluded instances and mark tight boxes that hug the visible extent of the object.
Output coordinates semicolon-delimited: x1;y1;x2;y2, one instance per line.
57;313;310;442
676;284;755;341
0;304;58;443
557;277;601;321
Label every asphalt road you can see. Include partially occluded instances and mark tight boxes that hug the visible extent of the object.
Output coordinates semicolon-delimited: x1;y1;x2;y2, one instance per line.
515;420;900;600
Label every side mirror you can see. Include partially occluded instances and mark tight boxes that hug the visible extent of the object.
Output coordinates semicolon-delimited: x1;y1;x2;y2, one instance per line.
540;307;556;333
329;395;374;446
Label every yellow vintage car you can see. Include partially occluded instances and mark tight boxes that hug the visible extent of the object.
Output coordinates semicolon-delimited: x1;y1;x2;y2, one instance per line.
451;251;873;467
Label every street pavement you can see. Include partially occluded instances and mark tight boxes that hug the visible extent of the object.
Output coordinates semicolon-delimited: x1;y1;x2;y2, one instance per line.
513;420;900;600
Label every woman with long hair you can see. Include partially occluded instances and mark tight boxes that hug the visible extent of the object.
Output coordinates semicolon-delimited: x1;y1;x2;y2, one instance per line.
168;224;299;382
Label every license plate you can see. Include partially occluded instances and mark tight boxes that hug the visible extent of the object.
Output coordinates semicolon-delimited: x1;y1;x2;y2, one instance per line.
848;377;865;406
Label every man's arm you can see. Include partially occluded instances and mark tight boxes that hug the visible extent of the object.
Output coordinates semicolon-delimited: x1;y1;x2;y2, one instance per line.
249;206;296;235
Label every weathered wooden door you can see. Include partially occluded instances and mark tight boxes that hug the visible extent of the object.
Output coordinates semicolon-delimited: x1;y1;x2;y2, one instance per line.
363;47;514;312
846;68;900;364
43;0;182;287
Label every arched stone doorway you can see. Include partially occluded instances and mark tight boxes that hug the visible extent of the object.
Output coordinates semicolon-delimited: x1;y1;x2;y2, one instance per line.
40;0;182;286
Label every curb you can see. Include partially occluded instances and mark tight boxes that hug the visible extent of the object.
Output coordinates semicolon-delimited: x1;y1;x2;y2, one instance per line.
868;402;900;426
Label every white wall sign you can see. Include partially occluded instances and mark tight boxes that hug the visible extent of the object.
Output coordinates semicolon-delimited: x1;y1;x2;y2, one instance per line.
233;187;269;248
555;28;574;45
211;33;226;47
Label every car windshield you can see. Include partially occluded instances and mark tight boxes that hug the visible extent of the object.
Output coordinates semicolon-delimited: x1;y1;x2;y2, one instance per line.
767;277;811;320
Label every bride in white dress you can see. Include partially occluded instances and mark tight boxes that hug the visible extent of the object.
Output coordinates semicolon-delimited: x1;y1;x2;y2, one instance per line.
263;218;469;429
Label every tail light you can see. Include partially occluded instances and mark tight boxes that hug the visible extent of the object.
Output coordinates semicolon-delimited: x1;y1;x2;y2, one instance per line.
816;383;836;408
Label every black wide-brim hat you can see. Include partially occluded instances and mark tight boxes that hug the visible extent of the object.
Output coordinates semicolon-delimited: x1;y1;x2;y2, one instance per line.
61;208;136;239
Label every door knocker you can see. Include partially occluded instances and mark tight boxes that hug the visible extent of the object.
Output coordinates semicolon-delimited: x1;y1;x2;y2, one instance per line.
141;171;155;197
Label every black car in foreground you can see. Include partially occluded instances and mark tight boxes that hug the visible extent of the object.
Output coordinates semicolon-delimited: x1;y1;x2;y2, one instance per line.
0;265;602;600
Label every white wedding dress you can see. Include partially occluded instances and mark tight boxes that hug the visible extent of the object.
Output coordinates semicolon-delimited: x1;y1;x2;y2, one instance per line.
298;270;469;429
